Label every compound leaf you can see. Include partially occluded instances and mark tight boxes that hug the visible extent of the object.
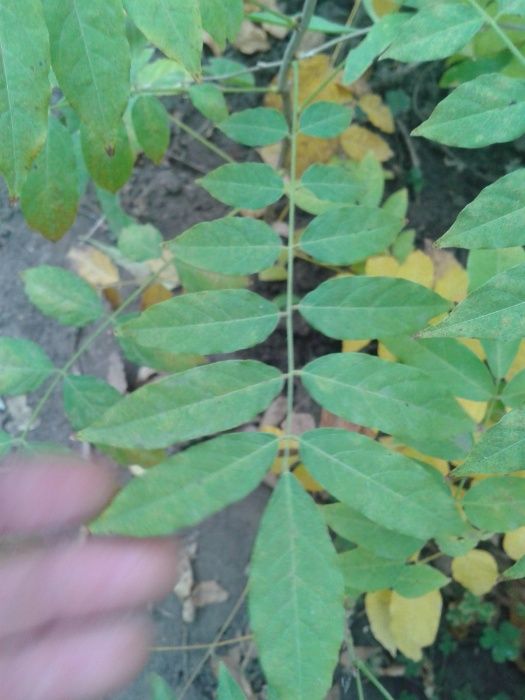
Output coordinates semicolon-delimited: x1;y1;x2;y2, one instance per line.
91;432;278;536
249;472;344;700
199;163;284;209
463;477;525;531
0;337;54;396
219;108;288;147
80;360;284;449
132;96;170;164
199;0;243;49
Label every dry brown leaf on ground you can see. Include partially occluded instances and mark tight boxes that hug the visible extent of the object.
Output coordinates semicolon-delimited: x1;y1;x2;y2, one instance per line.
340;125;393;162
373;0;402;15
233;20;271;54
67;245;119;288
320;409;376;438
141;283;172;310
191;580;229;608
359;94;395;134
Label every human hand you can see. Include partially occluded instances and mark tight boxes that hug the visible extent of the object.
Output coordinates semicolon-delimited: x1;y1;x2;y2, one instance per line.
0;457;178;700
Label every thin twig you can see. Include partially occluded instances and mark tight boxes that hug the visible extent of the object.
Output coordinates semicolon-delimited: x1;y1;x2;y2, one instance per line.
152;634;253;653
170;114;235;164
298;27;369;60
467;0;525;67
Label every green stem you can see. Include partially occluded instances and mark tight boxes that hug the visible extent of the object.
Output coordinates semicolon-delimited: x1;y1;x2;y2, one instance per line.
249;0;297;26
170;114;235;163
467;0;525;67
356;660;396;700
284;62;300;466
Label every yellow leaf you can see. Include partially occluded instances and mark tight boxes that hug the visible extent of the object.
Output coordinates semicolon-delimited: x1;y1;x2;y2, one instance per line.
141;283;172;310
342;339;369;353
451;549;499;595
503;527;525;561
390;590;442;661
340;125;393;162
397;250;434;288
458;338;486;361
359;94;395;134
365;255;400;277
506;340;525;380
67;246;119;288
365;590;397;656
401;445;449;477
434;260;468;302
293;464;324;492
296;133;339;175
457;398;487;423
373;0;401;15
377;342;396;362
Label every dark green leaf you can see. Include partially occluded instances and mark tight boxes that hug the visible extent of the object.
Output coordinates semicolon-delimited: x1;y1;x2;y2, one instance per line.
21;117;79;241
299;102;353;138
23;265;104;327
81;122;134;193
169;217;282;275
219;108;288;146
300;165;360;203
188;84;229;123
199;0;243;49
91;433;278;536
0;0;50;196
79;360;283;449
249;473;344;700
63;375;121;432
0;338;54;396
118;224;163;262
463;477;525;531
300;429;464;538
132;96;170;164
301;354;474;460
299;276;450;339
198;163;285;209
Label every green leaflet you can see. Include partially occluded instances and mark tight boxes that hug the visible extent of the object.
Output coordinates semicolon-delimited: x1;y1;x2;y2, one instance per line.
454;409;525;476
437;170;525;249
20;117;79;241
463;477;525;531
81;122;134;193
0;431;12;458
299;206;402;265
118;224;163;262
175;259;249;292
199;0;243;49
63;375;121;432
322;503;425;560
117;289;280;354
383;188;409;222
132;96;170;164
90;432;278;536
96;188;135;235
300;429;464;538
299;102;353;138
44;0;130;143
217;664;246;700
382;336;495;401
301;355;474;460
343;13;409;85
393;564;450;598
498;0;525;16
198;163;285;209
124;0;202;76
502;369;525;408
0;0;50;197
136;57;190;93
219;108;289;146
80;360;283;449
150;674;176;700
420;262;525;341
249;472;344;700
467;248;525;292
117;326;205;374
300;165;360;204
299;276;450;339
482;339;520;380
0;338;54;396
23;265;104;327
169;217;282;275
188;84;229;123
503;556;525;580
384;4;483;63
413;74;525;148
205;58;255;89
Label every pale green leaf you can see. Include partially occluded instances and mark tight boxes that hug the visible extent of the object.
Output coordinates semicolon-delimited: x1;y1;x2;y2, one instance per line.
322;503;424;560
249;472;344;700
96;188;135;235
118;224;163;262
393;564;450;598
91;432;278;536
124;0;202;76
79;360;283;449
301;354;474;459
175;258;249;292
299;206;402;265
463;477;525;531
300;429;464;538
23;265;104;327
497;0;525;17
63;375;121;432
420;262;525;341
20;117;79;241
502;369;525;408
81;122;134;193
339;549;405;592
205;58;255;88
118;289;280;354
481;339;520;380
467;247;525;291
198;164;284;209
503;556;525;580
454;409;525;476
383;188;409;222
300;165;360;204
219;108;288;147
0;338;54;396
437;170;525;249
0;431;12;458
169;217;282;275
299;276;450;339
199;0;243;49
0;0;50;196
188;84;229;123
382;336;495;401
217;664;246;700
299;102;353;138
150;674;176;700
136;58;190;93
384;4;483;62
132;96;170;164
44;0;130;142
353;151;385;207
343;14;409;85
413;74;525;148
